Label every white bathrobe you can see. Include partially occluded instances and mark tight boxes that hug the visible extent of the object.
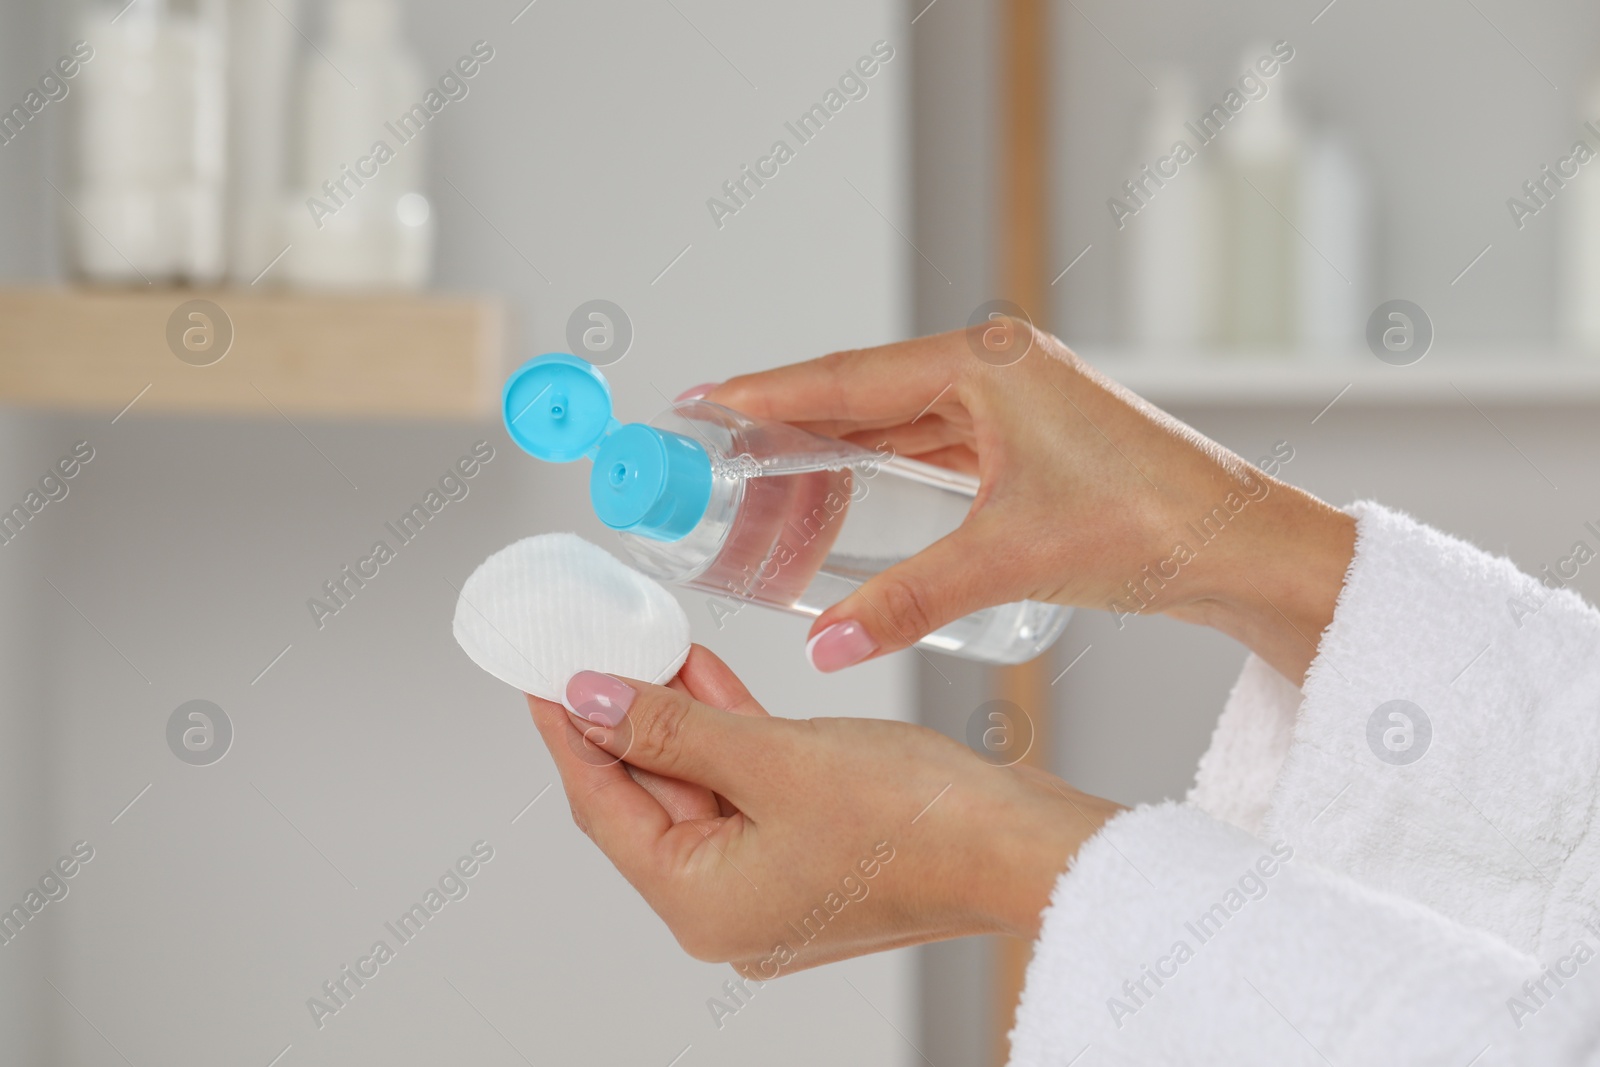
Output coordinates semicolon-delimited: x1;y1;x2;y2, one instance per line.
1009;502;1600;1066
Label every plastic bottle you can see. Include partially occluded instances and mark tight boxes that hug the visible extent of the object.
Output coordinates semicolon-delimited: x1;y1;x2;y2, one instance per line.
1563;77;1600;354
282;0;433;289
226;0;299;284
70;0;227;284
1125;69;1222;351
1218;52;1302;350
501;354;1071;665
1296;132;1368;356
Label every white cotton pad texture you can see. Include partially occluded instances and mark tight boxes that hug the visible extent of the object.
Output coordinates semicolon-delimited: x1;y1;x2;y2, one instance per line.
451;533;690;711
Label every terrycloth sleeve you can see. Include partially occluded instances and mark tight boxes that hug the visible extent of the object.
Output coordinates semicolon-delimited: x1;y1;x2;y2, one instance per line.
1239;501;1600;959
1008;803;1600;1067
1188;501;1600;958
1008;502;1600;1064
1187;653;1302;837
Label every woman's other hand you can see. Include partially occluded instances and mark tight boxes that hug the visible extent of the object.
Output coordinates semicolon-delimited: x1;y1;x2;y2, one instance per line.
527;645;1117;978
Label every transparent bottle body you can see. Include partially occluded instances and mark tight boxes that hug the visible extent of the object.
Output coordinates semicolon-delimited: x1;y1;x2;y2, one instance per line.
616;401;1071;665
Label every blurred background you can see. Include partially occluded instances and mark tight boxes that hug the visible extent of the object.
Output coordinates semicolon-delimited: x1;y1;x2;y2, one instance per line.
1;0;1598;1064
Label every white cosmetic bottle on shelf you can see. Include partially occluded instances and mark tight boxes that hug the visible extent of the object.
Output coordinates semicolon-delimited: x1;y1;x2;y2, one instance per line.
1218;55;1302;351
226;0;299;284
282;0;434;289
1125;70;1222;353
1564;77;1600;354
1296;132;1369;356
69;0;228;284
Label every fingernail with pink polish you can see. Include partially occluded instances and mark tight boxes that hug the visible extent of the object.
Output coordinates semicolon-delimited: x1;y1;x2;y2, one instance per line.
806;621;879;673
674;382;719;402
567;671;636;726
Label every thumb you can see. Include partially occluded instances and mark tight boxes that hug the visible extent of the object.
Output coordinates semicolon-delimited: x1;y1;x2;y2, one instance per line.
566;670;777;810
806;522;1009;671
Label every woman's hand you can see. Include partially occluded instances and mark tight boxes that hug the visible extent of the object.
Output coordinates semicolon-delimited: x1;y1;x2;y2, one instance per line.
527;645;1118;977
706;325;1356;685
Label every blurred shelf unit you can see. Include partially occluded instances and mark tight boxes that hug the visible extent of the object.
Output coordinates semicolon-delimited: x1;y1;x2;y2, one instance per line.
0;287;504;421
1082;349;1600;407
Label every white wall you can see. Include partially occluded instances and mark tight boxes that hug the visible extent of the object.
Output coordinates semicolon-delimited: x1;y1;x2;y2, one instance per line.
0;1;918;1064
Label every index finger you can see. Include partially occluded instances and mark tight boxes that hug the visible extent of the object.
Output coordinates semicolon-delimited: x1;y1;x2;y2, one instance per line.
708;331;965;430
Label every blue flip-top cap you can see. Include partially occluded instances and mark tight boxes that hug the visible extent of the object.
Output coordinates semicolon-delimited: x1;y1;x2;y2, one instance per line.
502;352;617;462
501;353;712;542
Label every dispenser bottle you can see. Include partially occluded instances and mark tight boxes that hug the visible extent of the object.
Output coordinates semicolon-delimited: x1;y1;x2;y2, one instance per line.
502;354;1070;665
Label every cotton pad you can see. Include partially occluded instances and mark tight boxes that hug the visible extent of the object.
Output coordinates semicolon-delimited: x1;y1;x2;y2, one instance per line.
452;532;690;710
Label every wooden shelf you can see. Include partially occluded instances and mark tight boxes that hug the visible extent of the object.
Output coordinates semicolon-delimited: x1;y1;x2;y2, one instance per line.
1081;348;1600;407
0;287;505;420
